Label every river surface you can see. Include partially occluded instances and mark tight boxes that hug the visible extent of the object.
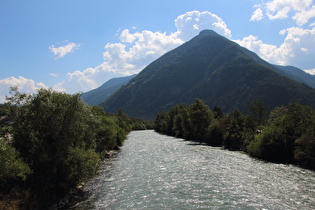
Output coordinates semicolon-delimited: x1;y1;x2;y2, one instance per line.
72;130;315;209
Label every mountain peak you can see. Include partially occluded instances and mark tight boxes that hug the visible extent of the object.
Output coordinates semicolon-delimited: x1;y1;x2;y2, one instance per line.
102;30;315;120
198;29;218;36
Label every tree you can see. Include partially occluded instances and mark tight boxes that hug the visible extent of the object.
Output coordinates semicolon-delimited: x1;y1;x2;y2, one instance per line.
168;106;180;135
118;109;132;133
224;109;246;150
154;111;171;134
294;129;315;170
248;102;315;163
248;98;267;126
0;137;31;193
205;117;227;146
7;88;101;206
189;99;213;140
213;106;223;118
267;105;287;124
247;124;290;162
172;104;190;138
294;114;315;170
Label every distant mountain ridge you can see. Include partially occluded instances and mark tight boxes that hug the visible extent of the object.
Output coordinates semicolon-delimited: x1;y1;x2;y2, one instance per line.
240;46;315;89
81;74;136;105
272;65;315;89
100;30;315;120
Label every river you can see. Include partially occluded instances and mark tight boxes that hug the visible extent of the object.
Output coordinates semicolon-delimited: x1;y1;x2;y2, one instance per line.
71;130;315;209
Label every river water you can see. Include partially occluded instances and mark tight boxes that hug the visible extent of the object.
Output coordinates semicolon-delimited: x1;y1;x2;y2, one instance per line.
72;130;315;209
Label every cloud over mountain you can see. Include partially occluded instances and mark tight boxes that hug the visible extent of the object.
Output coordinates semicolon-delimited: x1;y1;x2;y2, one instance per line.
47;9;315;93
174;11;231;40
2;7;315;101
55;11;232;93
235;27;315;69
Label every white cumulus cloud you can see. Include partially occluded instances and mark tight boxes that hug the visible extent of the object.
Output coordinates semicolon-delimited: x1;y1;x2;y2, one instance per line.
0;76;48;103
235;27;315;69
53;64;124;93
55;30;184;93
55;10;233;93
49;41;80;59
250;7;264;21
104;29;184;75
293;5;315;26
53;10;315;94
255;0;315;26
174;11;231;41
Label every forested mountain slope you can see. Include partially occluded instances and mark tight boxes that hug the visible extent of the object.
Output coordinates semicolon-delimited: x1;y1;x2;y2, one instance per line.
102;30;315;120
81;74;136;105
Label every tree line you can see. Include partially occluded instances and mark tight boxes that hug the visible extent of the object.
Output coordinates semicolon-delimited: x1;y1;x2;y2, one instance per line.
0;87;151;209
154;98;315;170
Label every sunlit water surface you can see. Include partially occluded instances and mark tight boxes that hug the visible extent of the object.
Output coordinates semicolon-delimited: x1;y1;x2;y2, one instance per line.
72;130;315;209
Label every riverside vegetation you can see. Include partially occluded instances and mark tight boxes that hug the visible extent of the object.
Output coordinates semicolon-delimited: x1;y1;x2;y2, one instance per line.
154;98;315;171
0;87;151;209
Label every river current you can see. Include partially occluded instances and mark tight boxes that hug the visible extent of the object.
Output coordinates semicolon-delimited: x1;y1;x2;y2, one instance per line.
72;130;315;209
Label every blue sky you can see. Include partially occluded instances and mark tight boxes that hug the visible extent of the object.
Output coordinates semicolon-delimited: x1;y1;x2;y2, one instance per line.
1;0;315;102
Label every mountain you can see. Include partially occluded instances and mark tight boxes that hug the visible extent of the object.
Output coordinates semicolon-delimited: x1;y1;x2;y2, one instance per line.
271;65;315;89
239;46;315;89
101;30;315;120
81;74;136;105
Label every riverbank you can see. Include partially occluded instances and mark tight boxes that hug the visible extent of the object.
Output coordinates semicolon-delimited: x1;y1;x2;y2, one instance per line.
154;99;315;171
0;148;121;210
0;89;154;209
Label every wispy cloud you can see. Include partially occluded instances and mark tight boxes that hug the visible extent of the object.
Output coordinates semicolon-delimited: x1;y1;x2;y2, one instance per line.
253;0;315;26
49;41;80;59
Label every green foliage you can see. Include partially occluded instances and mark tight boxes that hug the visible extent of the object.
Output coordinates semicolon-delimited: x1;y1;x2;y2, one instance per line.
283;102;315;138
248;98;267;126
65;148;100;186
118;108;132;133
95;114;123;152
155;98;315;170
2;87;131;207
172;104;190;138
247;125;290;162
0;138;31;192
189;99;213;140
294;116;315;170
130;118;154;130
154;111;171;134
155;99;221;145
267;105;287;124
7;89;101;202
294;131;315;170
248;103;315;163
205;117;227;146
224;109;258;151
